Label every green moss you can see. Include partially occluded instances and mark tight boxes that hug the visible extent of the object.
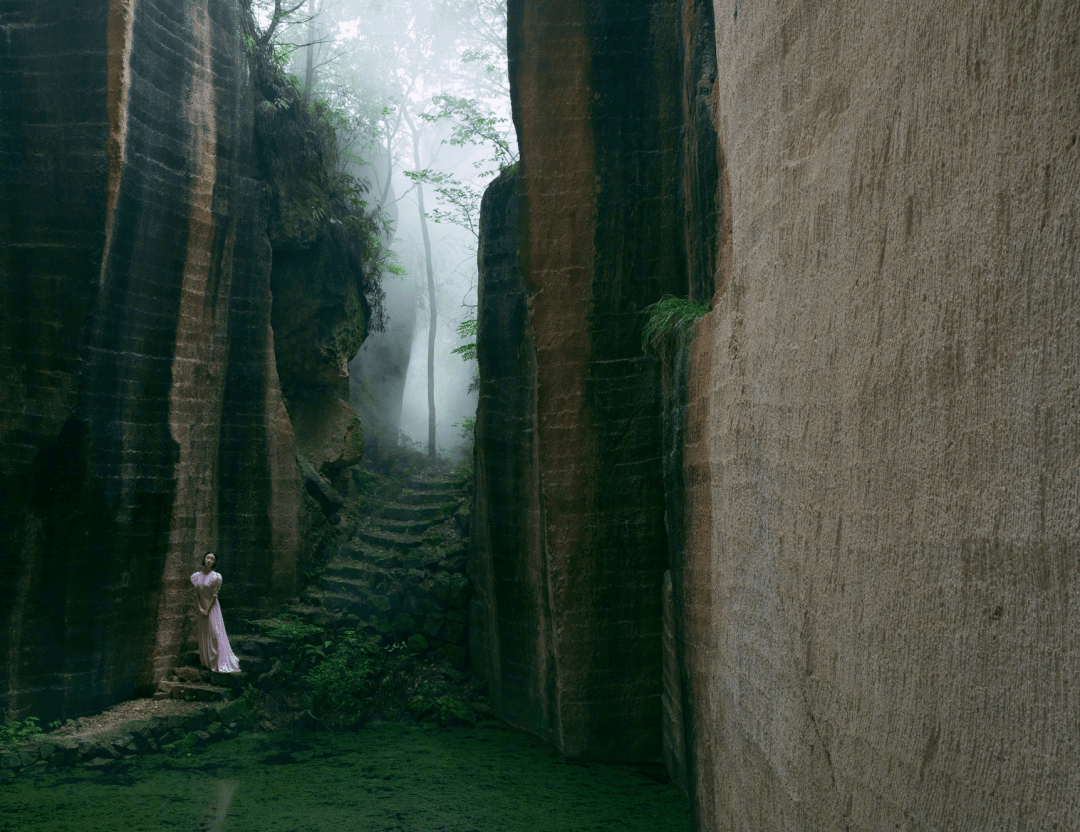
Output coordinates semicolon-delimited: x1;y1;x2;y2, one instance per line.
2;726;691;830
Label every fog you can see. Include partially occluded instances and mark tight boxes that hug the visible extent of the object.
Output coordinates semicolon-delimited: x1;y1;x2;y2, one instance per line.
261;0;513;461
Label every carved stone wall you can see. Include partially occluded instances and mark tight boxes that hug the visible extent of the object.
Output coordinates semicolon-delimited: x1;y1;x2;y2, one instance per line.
472;0;686;761
0;0;299;721
678;1;1080;828
478;0;1080;826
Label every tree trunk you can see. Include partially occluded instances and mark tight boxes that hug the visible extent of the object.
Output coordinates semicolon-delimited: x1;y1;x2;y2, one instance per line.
412;131;438;459
303;0;315;101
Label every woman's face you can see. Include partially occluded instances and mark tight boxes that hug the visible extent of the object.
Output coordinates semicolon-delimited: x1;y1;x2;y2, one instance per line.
203;553;216;569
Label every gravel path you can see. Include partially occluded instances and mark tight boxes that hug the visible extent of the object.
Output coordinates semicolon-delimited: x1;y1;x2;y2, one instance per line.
45;697;209;741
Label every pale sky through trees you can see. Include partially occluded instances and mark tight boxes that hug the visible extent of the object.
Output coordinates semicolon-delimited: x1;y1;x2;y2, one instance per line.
254;0;514;458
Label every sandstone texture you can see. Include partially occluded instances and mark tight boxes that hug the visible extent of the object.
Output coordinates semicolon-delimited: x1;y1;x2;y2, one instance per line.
672;2;1080;829
471;0;687;761
0;0;306;722
477;0;1080;827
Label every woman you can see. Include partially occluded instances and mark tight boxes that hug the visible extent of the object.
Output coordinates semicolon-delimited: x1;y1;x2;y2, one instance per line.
190;551;241;673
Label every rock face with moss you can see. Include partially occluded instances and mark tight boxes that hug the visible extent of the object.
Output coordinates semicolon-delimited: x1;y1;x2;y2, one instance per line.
471;1;687;761
0;0;372;724
478;0;1080;828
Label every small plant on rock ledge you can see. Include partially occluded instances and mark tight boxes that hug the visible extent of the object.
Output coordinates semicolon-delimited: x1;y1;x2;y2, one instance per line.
641;295;710;360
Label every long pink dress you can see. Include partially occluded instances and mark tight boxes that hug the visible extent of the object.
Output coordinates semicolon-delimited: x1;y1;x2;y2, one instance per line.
190;570;241;673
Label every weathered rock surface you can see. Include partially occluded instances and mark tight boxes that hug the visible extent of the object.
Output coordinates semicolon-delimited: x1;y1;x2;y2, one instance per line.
471;0;686;761
0;0;303;722
477;0;1080;827
671;2;1080;829
349;278;417;451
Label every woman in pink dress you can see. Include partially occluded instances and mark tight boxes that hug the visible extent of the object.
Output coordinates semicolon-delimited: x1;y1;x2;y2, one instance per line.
191;552;241;673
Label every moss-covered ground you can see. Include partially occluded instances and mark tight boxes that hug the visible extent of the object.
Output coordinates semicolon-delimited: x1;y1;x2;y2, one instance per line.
0;722;690;832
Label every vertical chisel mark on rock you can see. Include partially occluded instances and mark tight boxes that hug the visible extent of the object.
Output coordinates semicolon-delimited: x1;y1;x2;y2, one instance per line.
103;0;135;267
156;0;225;685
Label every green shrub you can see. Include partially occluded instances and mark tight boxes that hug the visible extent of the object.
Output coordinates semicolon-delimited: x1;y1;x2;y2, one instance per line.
641;295;710;359
251;614;322;643
435;695;476;726
303;631;384;723
0;716;43;747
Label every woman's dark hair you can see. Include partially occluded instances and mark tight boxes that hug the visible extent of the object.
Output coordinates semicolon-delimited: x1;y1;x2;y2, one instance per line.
203;551;216;567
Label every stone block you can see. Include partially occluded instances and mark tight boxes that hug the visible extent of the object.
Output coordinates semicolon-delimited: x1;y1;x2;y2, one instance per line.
392;612;419;634
438;622;466;645
407;634;429;653
218;699;246;725
431;577;451;603
423;616;443;638
449;576;470;609
442;645;466;668
369;595;392;613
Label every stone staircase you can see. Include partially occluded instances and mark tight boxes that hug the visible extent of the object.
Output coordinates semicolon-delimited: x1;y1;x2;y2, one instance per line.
300;470;471;666
153;661;247;703
155;467;472;698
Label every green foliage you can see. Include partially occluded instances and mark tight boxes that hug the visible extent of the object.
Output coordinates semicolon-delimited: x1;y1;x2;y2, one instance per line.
420;95;517;174
451;317;477;363
435;694;477;726
303;631;385;724
0;716;44;747
641;295;710;359
453;418;476;444
406;96;518;239
421;526;445;546
244;3;392;332
250;613;322;643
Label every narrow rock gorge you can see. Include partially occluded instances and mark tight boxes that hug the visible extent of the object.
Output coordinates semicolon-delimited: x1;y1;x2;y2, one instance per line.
2;0;1078;828
473;0;1079;828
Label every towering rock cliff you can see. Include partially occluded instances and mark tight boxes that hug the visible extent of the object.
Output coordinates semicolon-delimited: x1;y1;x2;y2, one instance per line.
0;0;370;723
471;0;687;761
475;0;1080;827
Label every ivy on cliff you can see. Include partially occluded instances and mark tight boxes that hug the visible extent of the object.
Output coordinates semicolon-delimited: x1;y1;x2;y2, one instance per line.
241;4;391;332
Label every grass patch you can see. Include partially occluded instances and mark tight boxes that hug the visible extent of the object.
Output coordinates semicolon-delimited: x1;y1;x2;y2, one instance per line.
641;295;710;359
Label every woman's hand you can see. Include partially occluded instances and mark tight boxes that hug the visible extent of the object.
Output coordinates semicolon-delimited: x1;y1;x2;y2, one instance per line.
200;607;209;616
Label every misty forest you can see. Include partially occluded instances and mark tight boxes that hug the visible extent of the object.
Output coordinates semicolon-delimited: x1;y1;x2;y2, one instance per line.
1;1;1078;831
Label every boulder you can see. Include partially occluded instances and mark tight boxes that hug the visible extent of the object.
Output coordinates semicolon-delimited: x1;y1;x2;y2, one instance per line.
291;393;365;473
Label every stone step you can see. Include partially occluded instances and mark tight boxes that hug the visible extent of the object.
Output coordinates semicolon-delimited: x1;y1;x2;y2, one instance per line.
382;503;444;522
229;634;287;658
154;681;230;703
305;589;374;618
357;527;425;552
406;478;459;492
398;490;455;506
236;654;270;675
319;575;372;600
210;669;248;689
370;516;441;535
322;559;376;582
